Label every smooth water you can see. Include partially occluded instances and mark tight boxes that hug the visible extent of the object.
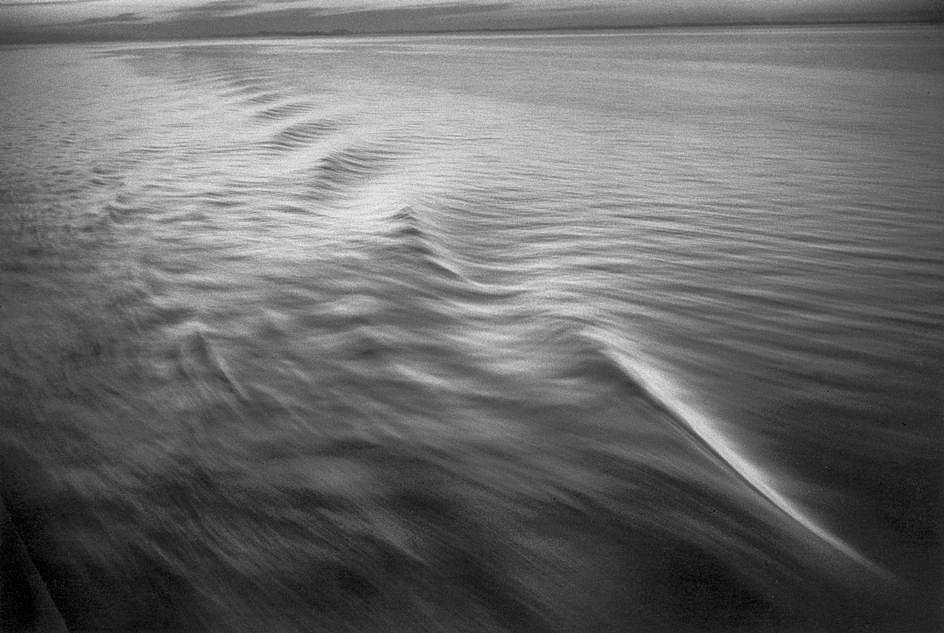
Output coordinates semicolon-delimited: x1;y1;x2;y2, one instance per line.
1;26;942;632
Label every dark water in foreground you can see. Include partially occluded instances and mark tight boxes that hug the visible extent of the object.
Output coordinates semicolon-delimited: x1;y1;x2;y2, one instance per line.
0;26;942;632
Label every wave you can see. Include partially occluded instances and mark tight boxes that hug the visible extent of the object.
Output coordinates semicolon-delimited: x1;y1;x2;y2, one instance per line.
244;92;285;105
387;205;466;281
218;76;270;91
263;117;344;153
577;325;892;580
253;101;318;122
177;330;247;403
304;143;400;202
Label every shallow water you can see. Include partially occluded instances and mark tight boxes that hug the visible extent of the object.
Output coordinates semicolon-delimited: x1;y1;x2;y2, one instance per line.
0;26;942;632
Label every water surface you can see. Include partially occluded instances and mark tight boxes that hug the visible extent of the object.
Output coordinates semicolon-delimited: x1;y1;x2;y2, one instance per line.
1;25;942;632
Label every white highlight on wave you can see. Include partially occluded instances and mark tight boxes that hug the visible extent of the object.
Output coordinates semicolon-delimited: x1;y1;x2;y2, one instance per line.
582;326;890;578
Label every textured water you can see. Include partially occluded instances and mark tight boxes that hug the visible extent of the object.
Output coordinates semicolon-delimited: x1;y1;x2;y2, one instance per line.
1;26;942;632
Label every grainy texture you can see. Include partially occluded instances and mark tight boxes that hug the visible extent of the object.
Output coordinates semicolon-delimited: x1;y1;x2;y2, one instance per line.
0;26;942;632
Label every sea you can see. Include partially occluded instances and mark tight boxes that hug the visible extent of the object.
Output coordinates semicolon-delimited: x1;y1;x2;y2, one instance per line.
0;25;942;632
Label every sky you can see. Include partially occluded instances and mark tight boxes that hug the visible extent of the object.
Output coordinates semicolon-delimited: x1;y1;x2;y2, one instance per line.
0;0;940;42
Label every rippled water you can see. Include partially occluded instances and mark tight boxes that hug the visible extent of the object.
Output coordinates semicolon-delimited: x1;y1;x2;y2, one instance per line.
1;26;942;632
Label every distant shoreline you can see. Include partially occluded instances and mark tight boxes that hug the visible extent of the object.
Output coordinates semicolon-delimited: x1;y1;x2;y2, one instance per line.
1;19;941;46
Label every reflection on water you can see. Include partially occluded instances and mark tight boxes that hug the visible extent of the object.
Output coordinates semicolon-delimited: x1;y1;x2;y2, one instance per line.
1;26;942;632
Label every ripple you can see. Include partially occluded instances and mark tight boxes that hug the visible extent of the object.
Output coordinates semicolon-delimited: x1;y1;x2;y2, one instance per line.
263;117;344;152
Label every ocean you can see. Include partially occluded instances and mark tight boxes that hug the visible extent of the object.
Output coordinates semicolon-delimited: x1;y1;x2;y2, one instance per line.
0;25;942;632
